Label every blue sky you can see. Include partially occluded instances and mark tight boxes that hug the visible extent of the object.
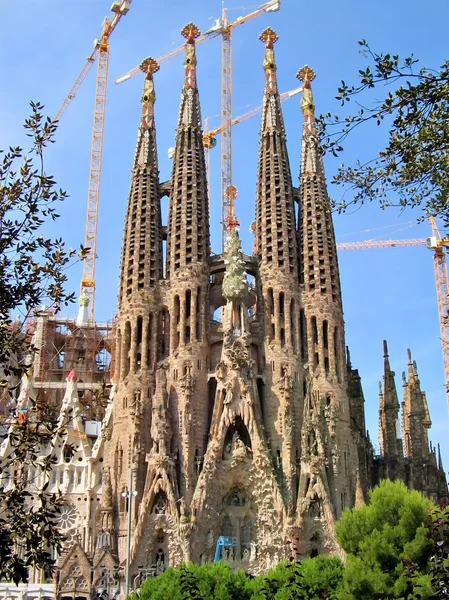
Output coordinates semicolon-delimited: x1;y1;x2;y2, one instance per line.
2;0;449;471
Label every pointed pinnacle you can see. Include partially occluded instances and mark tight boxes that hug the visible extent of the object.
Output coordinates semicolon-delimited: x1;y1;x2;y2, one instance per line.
438;443;444;470
259;27;278;47
181;22;201;42
139;57;160;75
383;340;389;357
346;346;352;370
378;381;383;395
296;65;316;83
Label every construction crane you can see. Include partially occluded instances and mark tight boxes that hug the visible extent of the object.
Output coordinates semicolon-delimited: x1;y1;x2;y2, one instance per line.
50;1;131;320
115;1;281;249
59;0;130;321
337;226;449;413
219;0;280;248
202;85;302;186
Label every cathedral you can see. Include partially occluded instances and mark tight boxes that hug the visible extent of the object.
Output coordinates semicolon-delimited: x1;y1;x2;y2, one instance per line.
0;24;447;600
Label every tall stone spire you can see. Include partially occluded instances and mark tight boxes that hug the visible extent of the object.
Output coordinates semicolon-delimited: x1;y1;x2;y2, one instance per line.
105;58;164;561
296;68;358;521
378;341;403;460
166;23;210;278
297;66;344;380
402;349;431;460
119;57;162;308
254;29;302;510
163;23;210;504
255;28;298;275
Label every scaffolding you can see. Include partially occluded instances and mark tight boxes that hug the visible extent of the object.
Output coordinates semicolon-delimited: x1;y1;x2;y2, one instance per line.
31;310;115;420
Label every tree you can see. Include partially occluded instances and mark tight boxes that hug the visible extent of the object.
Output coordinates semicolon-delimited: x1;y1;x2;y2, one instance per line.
335;480;435;600
137;562;256;600
400;505;449;600
0;102;85;584
134;557;344;600
316;42;449;225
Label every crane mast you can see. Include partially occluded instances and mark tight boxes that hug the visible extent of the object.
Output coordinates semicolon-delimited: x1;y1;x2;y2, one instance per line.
427;218;449;412
80;37;109;318
337;228;449;415
78;0;131;319
221;8;233;248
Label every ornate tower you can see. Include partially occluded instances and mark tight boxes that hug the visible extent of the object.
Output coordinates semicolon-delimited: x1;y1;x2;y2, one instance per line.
164;22;211;503
378;340;404;479
296;65;358;526
105;56;163;560
254;28;302;509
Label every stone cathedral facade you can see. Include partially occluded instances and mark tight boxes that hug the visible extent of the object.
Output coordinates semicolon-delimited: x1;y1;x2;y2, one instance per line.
0;24;447;600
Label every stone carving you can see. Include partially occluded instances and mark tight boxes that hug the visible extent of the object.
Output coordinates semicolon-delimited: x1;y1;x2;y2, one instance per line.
179;362;196;397
150;367;171;456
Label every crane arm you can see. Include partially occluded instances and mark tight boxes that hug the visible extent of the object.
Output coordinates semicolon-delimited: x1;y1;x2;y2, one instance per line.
115;29;221;84
53;57;96;123
114;0;280;85
205;85;302;140
52;1;131;125
227;0;280;31
337;238;427;251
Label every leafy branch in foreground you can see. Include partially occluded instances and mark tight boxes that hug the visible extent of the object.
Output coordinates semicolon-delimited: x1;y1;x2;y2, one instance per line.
0;101;88;389
315;40;449;224
0;101;87;584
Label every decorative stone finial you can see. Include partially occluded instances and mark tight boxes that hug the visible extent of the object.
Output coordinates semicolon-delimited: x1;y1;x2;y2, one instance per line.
139;56;160;76
297;65;316;84
226;185;239;231
181;23;200;87
297;65;316;118
181;22;201;43
259;27;278;49
139;57;159;129
260;27;278;93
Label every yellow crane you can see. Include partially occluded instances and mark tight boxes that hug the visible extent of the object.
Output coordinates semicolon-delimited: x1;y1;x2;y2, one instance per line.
115;1;281;249
202;85;302;187
53;0;131;320
336;223;449;413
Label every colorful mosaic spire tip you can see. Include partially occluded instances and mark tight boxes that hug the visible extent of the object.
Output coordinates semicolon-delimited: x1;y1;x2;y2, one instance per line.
296;65;316;83
139;56;160;75
259;27;278;47
181;22;201;42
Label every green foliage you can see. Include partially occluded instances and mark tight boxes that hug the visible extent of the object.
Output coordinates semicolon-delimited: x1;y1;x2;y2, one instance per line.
315;41;449;224
335;480;435;599
139;561;256;600
137;557;344;600
0;103;84;584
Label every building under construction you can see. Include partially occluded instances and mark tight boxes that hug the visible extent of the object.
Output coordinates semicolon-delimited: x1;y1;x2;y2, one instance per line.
0;11;448;600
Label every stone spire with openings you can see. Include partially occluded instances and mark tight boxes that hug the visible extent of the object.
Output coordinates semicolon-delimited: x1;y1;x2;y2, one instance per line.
119;57;162;308
105;58;164;562
166;22;210;278
297;66;344;382
378;340;403;461
402;349;431;460
254;29;302;511
296;67;358;519
164;23;210;504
